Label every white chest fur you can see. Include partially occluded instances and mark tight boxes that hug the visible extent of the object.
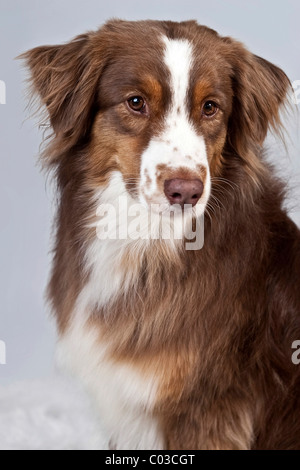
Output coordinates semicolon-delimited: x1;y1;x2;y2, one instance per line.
81;171;189;313
56;319;164;450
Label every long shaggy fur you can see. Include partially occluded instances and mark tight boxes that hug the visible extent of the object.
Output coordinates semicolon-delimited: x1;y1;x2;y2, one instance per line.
21;20;300;450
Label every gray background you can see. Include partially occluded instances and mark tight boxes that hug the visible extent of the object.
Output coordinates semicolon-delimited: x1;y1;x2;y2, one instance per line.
0;0;299;384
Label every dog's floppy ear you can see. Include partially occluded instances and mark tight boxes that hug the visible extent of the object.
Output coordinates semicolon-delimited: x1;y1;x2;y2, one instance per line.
224;38;291;158
20;33;104;163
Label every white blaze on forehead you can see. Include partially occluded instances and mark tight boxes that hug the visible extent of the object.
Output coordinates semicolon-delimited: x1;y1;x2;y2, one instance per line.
139;36;210;213
163;36;193;117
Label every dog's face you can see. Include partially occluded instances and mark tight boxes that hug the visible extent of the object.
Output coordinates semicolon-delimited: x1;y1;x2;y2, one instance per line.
23;20;289;218
92;29;234;216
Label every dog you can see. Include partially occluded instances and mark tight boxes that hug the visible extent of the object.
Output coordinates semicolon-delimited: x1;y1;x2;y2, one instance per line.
22;19;300;450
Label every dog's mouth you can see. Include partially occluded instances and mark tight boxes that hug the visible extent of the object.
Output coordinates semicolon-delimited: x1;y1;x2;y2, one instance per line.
144;201;196;217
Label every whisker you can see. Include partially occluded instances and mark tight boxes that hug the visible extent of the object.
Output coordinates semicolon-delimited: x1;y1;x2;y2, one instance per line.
211;186;234;200
209;194;224;211
204;205;213;224
211;176;239;192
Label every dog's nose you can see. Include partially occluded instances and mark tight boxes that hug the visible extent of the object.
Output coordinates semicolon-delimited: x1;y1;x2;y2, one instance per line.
164;178;204;207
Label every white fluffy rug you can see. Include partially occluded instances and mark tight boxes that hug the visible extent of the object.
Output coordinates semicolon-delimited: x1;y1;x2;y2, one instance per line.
0;375;107;450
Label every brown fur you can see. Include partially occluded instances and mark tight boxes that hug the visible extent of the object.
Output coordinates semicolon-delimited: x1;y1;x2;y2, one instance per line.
21;19;300;449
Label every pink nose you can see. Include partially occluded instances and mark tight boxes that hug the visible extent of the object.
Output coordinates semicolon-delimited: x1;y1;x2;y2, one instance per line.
164;178;204;207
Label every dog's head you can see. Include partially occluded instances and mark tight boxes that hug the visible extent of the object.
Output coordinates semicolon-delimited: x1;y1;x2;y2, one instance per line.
22;20;290;219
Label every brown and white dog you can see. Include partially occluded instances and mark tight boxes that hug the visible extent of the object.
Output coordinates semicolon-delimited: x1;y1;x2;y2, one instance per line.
22;20;300;450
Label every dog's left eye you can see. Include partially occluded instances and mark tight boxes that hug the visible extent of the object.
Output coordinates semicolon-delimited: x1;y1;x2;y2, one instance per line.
202;101;218;117
127;96;146;113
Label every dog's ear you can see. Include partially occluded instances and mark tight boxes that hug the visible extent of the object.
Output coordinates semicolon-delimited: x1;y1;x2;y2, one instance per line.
20;33;104;163
224;39;291;158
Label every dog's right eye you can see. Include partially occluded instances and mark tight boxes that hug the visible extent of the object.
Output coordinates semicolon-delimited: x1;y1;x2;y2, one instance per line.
127;96;146;113
202;101;219;118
